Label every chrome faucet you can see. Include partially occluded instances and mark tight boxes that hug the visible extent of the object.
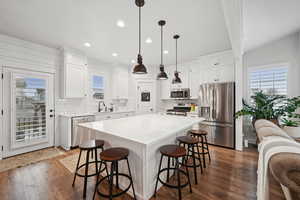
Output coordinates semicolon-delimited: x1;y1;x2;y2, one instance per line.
98;101;106;112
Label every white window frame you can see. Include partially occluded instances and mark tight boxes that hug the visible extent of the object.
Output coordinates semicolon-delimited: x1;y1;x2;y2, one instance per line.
90;72;106;101
247;62;290;100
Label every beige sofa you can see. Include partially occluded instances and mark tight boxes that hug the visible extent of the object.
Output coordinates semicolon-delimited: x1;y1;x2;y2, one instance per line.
255;119;300;200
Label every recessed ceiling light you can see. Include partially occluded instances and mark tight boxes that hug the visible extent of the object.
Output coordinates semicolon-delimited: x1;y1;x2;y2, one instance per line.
112;53;118;57
163;50;169;54
117;20;125;28
145;37;152;44
84;42;91;47
131;60;135;64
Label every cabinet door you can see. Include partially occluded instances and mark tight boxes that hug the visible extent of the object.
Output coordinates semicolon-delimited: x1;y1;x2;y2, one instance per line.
65;63;86;98
160;70;171;99
112;67;129;99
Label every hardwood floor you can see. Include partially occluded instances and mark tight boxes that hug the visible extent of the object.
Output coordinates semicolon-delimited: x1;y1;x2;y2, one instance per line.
0;146;285;200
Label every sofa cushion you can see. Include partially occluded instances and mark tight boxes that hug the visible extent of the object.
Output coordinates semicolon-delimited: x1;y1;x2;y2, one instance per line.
257;126;292;141
255;119;280;131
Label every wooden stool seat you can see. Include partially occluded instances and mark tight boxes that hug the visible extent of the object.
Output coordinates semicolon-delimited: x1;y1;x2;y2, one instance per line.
79;139;104;150
100;147;129;161
177;136;199;144
188;129;208;136
160;144;186;158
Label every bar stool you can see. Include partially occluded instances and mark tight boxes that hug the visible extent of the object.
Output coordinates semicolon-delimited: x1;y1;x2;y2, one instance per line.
72;139;106;198
154;144;192;200
93;147;137;200
188;129;211;168
177;136;203;184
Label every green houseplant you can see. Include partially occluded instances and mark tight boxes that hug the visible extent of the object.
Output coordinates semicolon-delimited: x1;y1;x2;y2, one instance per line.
279;97;300;138
235;91;286;125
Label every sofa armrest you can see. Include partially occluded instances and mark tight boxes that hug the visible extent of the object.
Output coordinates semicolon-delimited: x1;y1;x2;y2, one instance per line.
269;153;300;200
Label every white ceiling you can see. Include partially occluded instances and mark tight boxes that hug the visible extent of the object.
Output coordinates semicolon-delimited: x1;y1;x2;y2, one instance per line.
243;0;300;52
0;0;231;66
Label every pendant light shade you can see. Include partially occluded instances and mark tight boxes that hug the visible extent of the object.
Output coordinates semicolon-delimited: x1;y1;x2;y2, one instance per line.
157;20;168;80
172;34;182;84
133;0;147;74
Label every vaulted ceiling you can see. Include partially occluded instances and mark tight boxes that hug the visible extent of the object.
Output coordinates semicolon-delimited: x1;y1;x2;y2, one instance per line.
0;0;231;66
243;0;300;52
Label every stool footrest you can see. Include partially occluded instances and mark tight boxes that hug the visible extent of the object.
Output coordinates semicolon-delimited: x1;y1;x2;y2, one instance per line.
95;173;133;198
157;167;189;189
75;161;106;178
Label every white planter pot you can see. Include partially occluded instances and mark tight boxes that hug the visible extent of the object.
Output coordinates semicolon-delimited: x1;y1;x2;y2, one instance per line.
283;126;300;138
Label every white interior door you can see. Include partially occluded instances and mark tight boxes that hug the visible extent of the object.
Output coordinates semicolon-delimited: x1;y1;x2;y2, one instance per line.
2;67;54;158
136;80;155;114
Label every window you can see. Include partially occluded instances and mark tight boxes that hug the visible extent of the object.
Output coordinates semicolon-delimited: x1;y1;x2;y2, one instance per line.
248;65;288;97
91;75;104;100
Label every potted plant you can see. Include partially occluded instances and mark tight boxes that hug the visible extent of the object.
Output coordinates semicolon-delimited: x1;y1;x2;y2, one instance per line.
278;97;300;138
281;118;300;138
235;91;286;125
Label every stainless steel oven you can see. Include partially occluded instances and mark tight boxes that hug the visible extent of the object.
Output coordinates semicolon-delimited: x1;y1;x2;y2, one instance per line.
170;88;190;99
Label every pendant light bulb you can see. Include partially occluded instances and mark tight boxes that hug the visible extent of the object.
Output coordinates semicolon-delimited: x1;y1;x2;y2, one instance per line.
133;0;147;74
172;34;182;84
157;20;168;80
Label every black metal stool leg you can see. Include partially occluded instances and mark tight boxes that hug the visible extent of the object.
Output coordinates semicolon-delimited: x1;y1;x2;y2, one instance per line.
83;149;90;198
126;158;137;200
175;158;182;200
93;160;103;200
116;161;119;189
201;136;206;168
205;135;211;161
109;161;114;200
167;156;170;182
196;144;203;174
94;148;98;175
184;156;192;193
72;149;82;186
154;154;163;197
190;144;198;184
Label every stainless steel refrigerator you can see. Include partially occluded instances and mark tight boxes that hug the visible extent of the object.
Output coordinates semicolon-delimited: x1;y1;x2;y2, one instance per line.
198;82;235;149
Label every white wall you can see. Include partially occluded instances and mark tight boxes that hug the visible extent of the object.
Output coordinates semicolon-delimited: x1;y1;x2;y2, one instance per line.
243;32;300;98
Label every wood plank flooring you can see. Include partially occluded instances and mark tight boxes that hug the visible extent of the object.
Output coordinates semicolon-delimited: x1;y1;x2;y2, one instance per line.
0;146;285;200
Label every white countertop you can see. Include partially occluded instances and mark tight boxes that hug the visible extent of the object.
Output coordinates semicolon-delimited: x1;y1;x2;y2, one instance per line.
78;114;204;145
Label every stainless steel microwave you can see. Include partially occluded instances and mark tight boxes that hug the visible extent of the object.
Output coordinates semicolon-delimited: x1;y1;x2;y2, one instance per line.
170;88;190;99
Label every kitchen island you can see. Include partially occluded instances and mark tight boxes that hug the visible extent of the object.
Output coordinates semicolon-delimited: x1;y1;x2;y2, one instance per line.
78;114;204;200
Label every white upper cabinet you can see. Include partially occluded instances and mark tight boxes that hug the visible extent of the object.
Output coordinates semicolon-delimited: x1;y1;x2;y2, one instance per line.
159;50;235;100
61;49;87;98
112;66;129;99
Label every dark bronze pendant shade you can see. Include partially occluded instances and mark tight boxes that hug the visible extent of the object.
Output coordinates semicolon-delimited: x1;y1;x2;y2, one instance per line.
172;34;182;84
133;0;147;74
157;20;168;80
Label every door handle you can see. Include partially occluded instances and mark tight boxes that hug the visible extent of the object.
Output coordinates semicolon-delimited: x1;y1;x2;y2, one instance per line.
49;114;54;118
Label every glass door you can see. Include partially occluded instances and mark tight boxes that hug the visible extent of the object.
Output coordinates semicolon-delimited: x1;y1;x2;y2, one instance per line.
2;67;54;157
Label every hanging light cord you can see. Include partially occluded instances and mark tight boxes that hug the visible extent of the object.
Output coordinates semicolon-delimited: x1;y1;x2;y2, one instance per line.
161;24;163;65
175;38;178;72
139;6;141;55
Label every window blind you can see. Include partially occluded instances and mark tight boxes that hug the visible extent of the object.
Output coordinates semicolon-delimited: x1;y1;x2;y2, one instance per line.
249;66;288;96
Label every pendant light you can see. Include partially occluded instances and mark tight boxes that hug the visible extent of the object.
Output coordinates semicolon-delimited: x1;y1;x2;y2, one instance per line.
133;0;147;74
172;34;182;84
157;20;168;80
